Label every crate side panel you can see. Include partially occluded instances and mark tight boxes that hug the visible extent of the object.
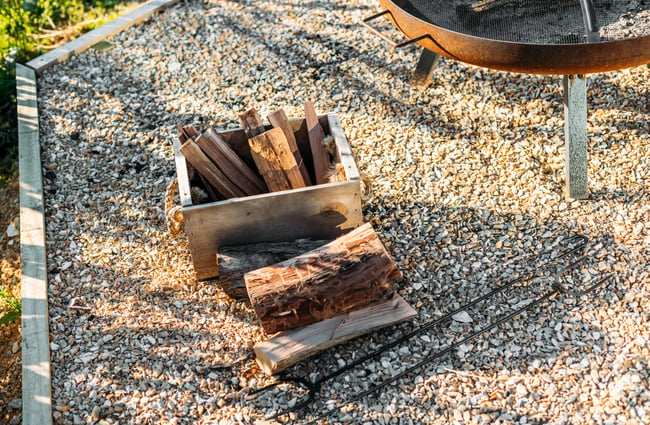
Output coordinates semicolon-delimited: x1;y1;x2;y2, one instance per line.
183;181;362;280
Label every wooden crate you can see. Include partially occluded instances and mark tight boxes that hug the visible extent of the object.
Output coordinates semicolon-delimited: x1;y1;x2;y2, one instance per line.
173;113;363;280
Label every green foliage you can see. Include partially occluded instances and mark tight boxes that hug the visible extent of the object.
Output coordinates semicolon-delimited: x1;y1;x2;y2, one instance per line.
0;0;139;185
0;286;21;327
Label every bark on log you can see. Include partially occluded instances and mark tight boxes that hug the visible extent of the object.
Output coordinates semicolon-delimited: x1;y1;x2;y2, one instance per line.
239;108;266;138
304;101;331;185
216;239;328;299
248;130;292;192
196;130;266;196
179;140;246;199
245;223;402;334
268;108;312;186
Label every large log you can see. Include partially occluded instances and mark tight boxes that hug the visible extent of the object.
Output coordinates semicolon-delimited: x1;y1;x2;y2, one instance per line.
304;101;331;185
248;129;293;192
254;294;417;375
245;223;402;334
268;108;312;186
216;239;328;299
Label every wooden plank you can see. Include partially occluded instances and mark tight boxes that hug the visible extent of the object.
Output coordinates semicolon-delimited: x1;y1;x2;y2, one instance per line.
248;130;292;192
196;132;264;196
254;294;417;375
203;128;266;193
268;109;312;185
16;63;53;425
26;0;180;74
183;180;363;280
180;140;246;199
327;114;360;181
245;223;401;334
216;239;328;299
173;139;194;207
304;101;331;185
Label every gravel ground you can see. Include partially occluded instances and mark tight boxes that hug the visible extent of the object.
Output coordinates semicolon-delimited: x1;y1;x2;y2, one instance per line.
37;0;649;424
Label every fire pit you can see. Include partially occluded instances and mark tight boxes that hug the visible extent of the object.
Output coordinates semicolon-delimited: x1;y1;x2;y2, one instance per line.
363;0;650;199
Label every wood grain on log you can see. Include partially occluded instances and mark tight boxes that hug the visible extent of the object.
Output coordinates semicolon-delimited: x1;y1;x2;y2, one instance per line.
239;108;266;138
263;127;306;189
245;223;401;334
197;130;266;196
216;239;328;299
179;140;245;199
248;130;293;192
254;294;417;375
304;101;331;185
268;108;312;186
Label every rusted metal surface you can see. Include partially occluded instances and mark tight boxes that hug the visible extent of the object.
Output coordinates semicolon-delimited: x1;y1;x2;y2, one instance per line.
375;0;650;74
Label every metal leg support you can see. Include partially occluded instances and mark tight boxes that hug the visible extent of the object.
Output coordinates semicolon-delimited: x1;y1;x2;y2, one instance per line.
562;74;589;200
412;48;439;88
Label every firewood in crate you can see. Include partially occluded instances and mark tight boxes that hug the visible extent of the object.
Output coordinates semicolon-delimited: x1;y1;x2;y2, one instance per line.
179;140;246;199
239;108;266;138
248;129;296;192
196;129;267;196
183;124;201;139
304;101;332;185
245;223;402;334
268;108;312;186
216;239;329;299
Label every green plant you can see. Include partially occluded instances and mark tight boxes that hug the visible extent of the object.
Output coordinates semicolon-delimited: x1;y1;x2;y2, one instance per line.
0;286;21;327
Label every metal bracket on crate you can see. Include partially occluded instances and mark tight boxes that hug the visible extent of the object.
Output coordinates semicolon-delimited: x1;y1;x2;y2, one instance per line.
248;235;611;422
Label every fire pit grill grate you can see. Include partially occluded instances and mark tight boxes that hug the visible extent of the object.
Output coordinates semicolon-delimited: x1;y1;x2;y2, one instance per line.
403;0;650;44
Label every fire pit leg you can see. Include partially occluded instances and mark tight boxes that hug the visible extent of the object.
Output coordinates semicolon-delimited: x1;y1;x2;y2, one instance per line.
412;48;439;87
562;74;589;200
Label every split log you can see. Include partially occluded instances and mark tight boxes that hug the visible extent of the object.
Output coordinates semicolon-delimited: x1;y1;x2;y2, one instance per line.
268;108;312;186
254;294;417;375
183;124;200;139
248;130;292;192
304;101;331;185
265;128;306;189
180;140;246;199
197;129;266;196
239;108;266;138
216;239;328;299
245;223;402;334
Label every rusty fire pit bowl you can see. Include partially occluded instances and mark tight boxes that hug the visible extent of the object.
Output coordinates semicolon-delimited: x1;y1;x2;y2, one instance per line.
375;0;650;74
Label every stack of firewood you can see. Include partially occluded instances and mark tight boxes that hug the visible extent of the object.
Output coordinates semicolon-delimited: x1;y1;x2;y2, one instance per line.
177;101;343;202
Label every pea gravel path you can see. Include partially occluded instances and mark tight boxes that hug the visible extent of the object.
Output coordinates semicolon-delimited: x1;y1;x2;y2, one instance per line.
37;0;649;424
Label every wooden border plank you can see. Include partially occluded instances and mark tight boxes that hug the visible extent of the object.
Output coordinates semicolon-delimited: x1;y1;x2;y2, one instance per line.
17;63;53;425
26;0;180;74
